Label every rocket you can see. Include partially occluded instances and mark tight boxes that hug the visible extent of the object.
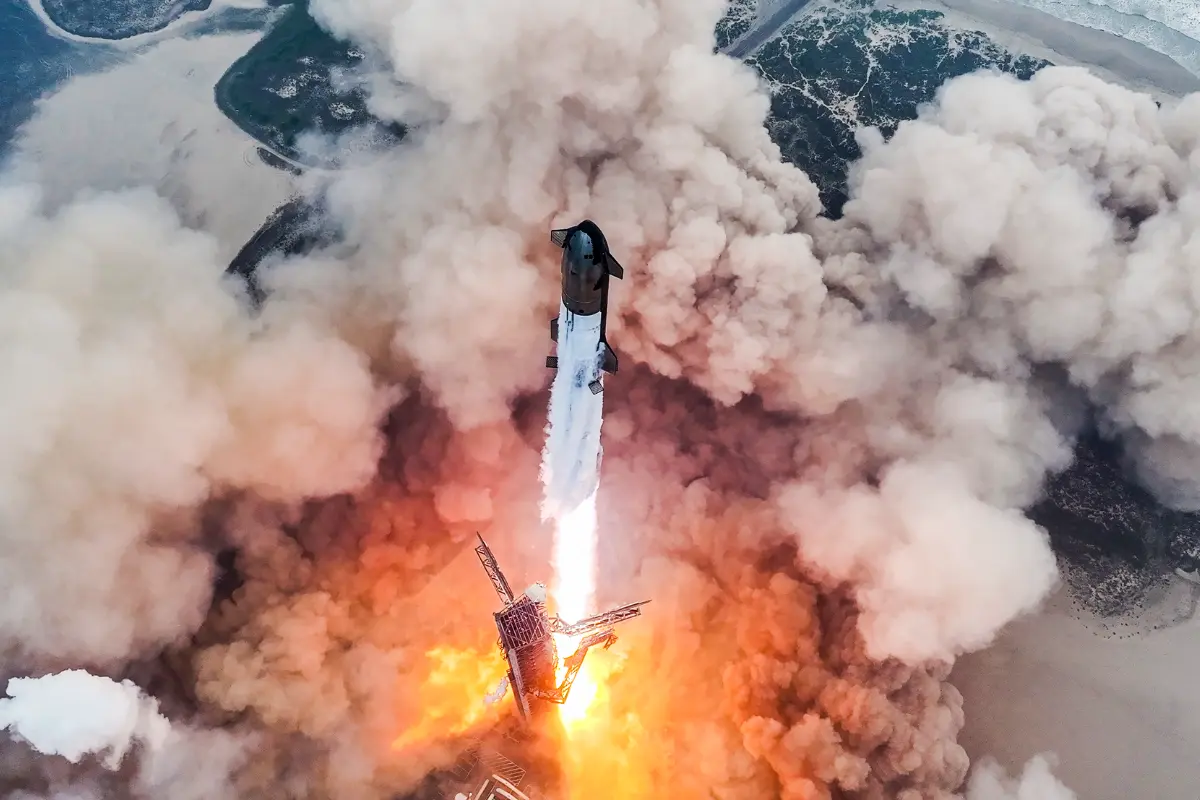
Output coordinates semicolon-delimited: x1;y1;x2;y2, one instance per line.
545;220;624;395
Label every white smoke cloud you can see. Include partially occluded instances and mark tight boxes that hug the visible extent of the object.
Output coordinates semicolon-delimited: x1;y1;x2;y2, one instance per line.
966;755;1077;800
268;0;1075;672
269;0;821;430
0;669;252;800
0;670;170;769
229;0;1200;792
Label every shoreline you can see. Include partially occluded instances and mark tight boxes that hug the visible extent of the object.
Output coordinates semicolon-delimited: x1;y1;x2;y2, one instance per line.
37;0;211;42
209;4;370;173
893;0;1200;98
954;586;1200;799
724;0;817;58
23;0;263;49
212;49;325;172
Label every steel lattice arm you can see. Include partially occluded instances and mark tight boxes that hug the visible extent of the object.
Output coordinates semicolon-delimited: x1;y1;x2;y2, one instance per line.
533;630;616;705
475;534;515;606
550;600;648;637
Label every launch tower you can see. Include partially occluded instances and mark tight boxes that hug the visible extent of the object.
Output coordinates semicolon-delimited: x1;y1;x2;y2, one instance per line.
474;534;647;722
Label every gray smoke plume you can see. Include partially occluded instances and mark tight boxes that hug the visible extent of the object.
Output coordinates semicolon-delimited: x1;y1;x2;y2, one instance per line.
6;0;1200;797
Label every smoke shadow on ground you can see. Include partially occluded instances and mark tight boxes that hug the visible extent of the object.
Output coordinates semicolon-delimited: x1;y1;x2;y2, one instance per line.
1030;427;1200;636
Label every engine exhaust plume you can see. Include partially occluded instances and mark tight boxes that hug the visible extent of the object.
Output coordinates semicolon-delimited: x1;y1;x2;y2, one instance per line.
540;307;606;523
538;220;628;733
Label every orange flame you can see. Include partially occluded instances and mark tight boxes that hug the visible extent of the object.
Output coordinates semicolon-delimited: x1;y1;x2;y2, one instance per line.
550;646;660;800
391;644;509;749
552;634;607;730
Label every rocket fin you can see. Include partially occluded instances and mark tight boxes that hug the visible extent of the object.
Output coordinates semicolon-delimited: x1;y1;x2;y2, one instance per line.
550;228;570;248
588;379;603;395
600;343;618;374
546;355;558;369
605;254;624;280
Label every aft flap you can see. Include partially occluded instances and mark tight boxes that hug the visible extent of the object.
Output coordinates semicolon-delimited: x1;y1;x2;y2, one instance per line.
601;344;618;374
550;228;570;248
605;254;624;279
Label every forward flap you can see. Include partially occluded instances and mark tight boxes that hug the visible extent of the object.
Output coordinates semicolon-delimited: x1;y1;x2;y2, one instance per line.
605;254;624;279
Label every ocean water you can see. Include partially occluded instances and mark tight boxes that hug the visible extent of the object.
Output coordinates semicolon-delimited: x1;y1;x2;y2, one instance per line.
1087;0;1200;41
0;0;273;160
0;0;116;150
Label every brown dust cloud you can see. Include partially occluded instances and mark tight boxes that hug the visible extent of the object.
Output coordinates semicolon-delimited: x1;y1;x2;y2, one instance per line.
5;0;1200;798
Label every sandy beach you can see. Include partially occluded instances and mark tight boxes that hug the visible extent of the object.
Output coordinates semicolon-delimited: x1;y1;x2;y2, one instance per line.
953;584;1200;799
889;0;1200;97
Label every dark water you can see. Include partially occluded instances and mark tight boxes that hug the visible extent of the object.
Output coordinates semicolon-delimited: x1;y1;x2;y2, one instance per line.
0;0;116;149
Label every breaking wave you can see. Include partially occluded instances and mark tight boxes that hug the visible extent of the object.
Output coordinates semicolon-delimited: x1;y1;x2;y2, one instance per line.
1001;0;1200;75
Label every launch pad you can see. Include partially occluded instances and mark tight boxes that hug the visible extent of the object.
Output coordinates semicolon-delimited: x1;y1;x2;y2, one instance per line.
473;535;647;723
446;739;540;800
457;774;531;800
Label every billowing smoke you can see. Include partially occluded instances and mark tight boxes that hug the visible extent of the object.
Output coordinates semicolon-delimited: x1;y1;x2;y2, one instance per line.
6;0;1200;796
0;671;170;768
966;757;1076;800
0;670;250;799
7;34;294;253
826;67;1200;514
0;181;388;669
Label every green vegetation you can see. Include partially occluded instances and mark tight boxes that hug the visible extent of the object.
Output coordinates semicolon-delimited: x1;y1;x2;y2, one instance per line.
747;0;1047;215
214;2;402;168
41;0;209;39
715;0;757;51
1029;431;1200;622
